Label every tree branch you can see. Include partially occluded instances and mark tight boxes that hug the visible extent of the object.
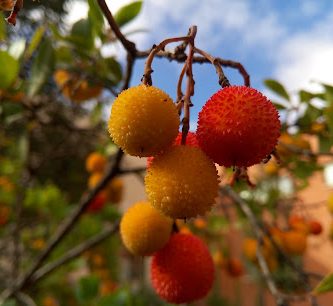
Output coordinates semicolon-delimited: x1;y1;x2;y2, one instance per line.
29;222;120;285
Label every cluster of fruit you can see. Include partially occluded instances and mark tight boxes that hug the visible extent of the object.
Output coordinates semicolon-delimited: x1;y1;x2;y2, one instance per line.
243;215;323;272
54;70;103;103
85;152;123;212
107;83;281;303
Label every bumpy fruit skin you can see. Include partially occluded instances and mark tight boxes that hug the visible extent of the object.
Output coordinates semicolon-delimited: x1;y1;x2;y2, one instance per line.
197;86;281;167
120;201;172;256
85;152;107;173
108;85;180;157
151;233;214;304
145;146;218;218
147;131;199;167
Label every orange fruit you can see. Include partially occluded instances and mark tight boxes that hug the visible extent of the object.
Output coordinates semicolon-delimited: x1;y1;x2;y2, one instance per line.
281;230;307;255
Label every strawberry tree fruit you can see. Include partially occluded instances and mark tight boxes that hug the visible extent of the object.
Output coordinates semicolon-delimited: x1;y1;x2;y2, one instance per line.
120;201;173;256
108;85;180;157
145;146;219;219
197;86;281;167
150;233;214;304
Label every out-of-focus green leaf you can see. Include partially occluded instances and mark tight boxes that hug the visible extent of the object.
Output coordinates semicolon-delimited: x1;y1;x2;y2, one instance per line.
114;1;143;27
322;83;333;103
28;37;55;96
319;134;333;152
313;273;333;295
264;79;290;101
2;299;17;306
9;39;26;60
70;18;94;50
104;57;122;84
75;275;100;303
88;0;104;38
0;12;6;41
98;288;131;306
299;90;326;103
26;26;46;59
0;51;19;89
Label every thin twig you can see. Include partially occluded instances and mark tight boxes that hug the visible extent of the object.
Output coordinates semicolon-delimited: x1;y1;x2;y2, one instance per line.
1;150;124;300
181;26;197;145
142;36;190;86
96;0;136;56
29;222;120;285
194;47;230;87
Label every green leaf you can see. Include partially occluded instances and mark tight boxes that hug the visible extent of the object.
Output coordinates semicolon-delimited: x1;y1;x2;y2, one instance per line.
2;299;18;306
75;275;100;303
104;57;123;84
27;37;55;96
313;273;333;295
0;51;19;89
98;288;131;306
114;1;143;27
322;83;333;104
26;26;46;59
88;0;104;38
264;79;290;101
70;18;94;50
0;12;6;41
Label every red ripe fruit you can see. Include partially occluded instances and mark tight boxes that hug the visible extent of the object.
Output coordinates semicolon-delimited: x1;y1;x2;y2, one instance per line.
86;193;106;213
197;86;281;167
147;131;199;167
308;220;323;235
150;233;214;304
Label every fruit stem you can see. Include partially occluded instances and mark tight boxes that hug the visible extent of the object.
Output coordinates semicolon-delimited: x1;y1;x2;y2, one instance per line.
194;47;230;88
181;25;197;145
142;35;192;86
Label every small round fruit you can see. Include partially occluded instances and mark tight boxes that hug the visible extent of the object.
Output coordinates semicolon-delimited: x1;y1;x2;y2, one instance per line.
54;69;102;102
288;215;309;235
197;86;281;167
147;131;199;167
88;172;103;189
145;146;219;218
308;220;323;235
151;233;214;304
85;152;107;173
327;193;333;214
242;238;258;262
281;230;307;256
86;193;106;213
120;201;172;256
108;85;180;157
225;258;244;278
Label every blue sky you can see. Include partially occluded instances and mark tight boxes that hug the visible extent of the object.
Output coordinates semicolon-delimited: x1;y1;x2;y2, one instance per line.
68;0;333;129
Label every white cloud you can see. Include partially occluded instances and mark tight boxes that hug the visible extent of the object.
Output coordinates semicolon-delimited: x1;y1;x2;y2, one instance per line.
272;12;333;92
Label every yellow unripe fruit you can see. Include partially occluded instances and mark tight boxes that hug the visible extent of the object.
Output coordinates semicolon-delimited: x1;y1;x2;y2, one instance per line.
120;201;172;256
243;238;258;262
85;152;107;173
281;230;307;256
54;69;102;102
88;172;103;189
145;146;219;218
327;193;333;214
108;85;180;157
